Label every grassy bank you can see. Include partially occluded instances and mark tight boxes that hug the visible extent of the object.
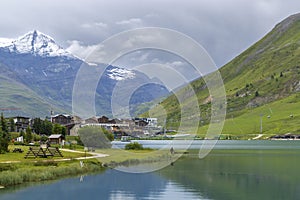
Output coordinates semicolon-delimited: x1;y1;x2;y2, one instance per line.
0;145;104;187
0;159;104;187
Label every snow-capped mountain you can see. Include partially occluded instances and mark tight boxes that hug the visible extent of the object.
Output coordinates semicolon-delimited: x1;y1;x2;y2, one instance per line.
0;30;136;81
0;30;74;58
0;30;169;117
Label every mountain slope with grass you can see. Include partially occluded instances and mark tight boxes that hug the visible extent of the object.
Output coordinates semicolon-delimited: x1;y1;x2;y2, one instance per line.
147;13;300;137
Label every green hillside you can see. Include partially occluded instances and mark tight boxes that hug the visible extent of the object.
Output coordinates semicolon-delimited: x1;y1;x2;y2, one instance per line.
0;74;67;117
146;13;300;138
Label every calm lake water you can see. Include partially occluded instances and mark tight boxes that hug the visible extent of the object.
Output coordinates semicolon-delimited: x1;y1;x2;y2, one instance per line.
112;139;300;150
1;140;300;200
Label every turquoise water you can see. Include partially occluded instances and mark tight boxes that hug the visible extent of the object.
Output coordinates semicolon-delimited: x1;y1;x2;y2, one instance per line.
1;141;300;200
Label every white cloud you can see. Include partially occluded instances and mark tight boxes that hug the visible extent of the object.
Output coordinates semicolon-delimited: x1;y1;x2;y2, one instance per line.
94;22;108;28
66;40;98;60
81;22;108;29
115;18;142;26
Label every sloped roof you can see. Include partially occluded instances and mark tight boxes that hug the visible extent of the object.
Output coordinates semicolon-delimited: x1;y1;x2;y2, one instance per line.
48;134;63;139
51;114;71;118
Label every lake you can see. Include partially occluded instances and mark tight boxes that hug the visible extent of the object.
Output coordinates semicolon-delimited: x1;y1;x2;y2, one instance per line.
1;140;300;200
112;139;300;150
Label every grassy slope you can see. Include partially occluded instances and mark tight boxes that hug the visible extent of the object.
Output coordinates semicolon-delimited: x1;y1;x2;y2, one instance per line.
0;74;67;117
198;93;300;137
146;14;300;136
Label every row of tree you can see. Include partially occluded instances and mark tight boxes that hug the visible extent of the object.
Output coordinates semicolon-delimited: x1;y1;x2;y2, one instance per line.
32;118;66;136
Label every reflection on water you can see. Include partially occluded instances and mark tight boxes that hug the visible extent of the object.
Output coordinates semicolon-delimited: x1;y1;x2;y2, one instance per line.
0;169;204;200
2;141;300;200
108;181;206;200
160;149;300;200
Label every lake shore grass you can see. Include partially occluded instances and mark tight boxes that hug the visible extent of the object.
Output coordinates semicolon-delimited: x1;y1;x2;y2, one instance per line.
0;145;104;187
0;159;104;187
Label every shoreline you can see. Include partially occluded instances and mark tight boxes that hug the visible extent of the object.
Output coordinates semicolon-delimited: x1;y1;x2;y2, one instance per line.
0;159;105;188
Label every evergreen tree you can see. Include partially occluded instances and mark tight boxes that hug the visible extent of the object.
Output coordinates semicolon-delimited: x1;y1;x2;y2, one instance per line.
33;118;42;134
42;119;53;135
0;113;10;153
25;126;32;143
1;113;8;133
9;118;15;132
0;129;6;153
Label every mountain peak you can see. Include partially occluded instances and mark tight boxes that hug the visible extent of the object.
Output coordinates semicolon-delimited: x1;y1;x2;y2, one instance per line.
274;13;300;33
0;30;74;58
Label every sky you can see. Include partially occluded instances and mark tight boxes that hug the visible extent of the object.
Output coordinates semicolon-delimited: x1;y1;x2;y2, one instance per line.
1;0;300;68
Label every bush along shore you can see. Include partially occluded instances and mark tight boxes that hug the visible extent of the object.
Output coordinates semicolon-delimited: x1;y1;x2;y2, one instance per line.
0;159;104;187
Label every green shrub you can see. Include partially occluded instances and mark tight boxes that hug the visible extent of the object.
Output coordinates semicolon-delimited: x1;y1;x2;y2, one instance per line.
125;142;144;150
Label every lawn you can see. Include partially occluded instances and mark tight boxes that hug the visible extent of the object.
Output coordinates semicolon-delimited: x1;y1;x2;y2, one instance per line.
0;145;89;163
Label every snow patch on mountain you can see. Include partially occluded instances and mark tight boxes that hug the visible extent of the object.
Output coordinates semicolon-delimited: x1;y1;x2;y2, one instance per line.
0;38;14;47
107;68;135;80
0;30;74;58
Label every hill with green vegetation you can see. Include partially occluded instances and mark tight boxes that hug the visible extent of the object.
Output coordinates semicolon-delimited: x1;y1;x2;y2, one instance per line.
0;71;67;117
146;13;300;138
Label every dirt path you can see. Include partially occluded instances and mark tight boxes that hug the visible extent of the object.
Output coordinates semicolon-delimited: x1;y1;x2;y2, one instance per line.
253;134;263;140
59;148;109;160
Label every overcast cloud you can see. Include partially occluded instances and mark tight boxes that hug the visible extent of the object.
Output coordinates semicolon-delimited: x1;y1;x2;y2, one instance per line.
1;0;300;67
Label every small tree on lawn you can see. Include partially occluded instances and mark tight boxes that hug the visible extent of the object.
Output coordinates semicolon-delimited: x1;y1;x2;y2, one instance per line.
25;126;32;143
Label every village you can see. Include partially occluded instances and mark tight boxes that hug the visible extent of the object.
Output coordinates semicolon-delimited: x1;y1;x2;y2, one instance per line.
8;114;165;146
